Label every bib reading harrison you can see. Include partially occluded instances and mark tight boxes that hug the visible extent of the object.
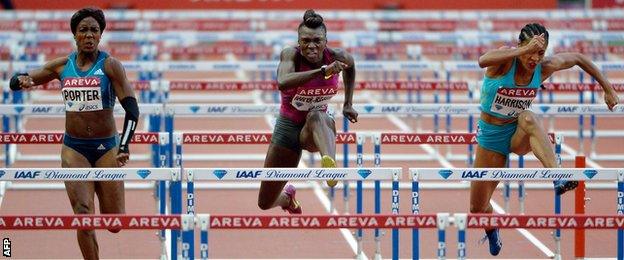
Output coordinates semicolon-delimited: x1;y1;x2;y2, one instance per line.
471;23;619;256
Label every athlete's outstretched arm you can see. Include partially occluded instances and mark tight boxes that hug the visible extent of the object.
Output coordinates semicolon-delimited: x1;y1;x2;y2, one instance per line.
542;53;620;110
335;49;358;123
9;57;67;90
276;47;322;91
106;57;138;166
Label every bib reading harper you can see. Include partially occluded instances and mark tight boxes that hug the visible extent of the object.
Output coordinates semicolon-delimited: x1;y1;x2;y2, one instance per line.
477;58;542;156
60;51;115;112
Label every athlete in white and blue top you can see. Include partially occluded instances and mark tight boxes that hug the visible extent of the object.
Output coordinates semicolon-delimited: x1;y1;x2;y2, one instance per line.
472;23;619;256
9;8;139;259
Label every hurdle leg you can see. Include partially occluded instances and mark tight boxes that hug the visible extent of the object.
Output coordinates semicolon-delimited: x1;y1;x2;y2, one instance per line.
554;193;562;260
553;135;564;260
504;160;511;213
158;133;170;260
198;214;210;260
350;135;365;214
437;213;449;259
617;171;624;260
355;135;365;260
455;213;467;260
575;156;587;259
184;169;195;260
390;171;400;260
578;72;585;154
373;134;384;259
342;117;352;214
374;179;382;260
411;170;420;260
355;179;364;260
518;155;526;214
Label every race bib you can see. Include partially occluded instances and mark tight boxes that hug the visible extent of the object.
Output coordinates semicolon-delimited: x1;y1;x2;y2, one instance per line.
62;77;103;112
291;85;337;111
489;87;537;117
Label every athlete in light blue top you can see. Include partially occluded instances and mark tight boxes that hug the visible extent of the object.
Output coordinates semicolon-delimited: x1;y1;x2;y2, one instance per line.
9;8;139;259
60;50;117;111
472;23;619;256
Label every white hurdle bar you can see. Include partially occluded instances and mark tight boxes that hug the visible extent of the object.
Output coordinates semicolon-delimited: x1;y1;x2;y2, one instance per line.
411;168;624;260
0;167;179;181
0;167;180;260
412;168;622;181
0;103;162;117
186;167;401;260
353;103;624;116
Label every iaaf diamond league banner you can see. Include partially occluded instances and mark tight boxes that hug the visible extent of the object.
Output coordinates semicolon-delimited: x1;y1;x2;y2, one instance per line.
413;168;622;181
188;168;400;181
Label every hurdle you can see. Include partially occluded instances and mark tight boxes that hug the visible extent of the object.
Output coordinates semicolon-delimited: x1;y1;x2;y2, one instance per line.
0;166;181;259
172;131;356;259
412;167;624;260
0;168;188;259
0;132;173;258
185;167;401;260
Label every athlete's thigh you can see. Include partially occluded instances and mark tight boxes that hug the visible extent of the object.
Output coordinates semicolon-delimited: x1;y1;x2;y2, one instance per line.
299;112;336;151
470;145;507;211
62;145;96;213
509;124;531;155
94;147;125;214
259;144;301;201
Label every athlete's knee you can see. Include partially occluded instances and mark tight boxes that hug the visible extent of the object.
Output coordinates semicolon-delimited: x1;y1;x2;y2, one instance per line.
73;202;93;215
108;228;121;233
518;111;539;131
257;197;273;210
78;229;96;238
470;202;488;213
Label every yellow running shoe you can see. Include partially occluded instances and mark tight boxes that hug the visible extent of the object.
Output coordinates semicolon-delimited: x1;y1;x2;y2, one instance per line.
321;155;338;187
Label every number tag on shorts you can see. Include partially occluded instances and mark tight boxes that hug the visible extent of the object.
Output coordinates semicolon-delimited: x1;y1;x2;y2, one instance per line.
291;85;337;111
489;87;537;117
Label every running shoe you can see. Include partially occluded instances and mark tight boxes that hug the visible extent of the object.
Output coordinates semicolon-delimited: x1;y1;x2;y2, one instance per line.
553;180;579;195
322;155;338;187
479;229;502;256
281;184;302;214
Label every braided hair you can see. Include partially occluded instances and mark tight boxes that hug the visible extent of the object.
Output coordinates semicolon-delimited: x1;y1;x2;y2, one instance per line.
519;23;548;45
298;9;326;33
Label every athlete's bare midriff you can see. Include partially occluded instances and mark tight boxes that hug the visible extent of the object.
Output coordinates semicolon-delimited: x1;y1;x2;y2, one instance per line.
480;111;518;126
65;109;116;138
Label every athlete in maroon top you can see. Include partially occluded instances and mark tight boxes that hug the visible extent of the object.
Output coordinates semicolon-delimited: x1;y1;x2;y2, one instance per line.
279;47;340;124
257;10;358;214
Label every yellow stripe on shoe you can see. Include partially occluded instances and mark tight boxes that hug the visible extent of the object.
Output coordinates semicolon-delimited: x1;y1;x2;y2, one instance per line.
321;155;338;187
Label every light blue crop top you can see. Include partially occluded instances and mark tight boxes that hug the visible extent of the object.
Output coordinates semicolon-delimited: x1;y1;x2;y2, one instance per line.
59;51;115;112
480;58;542;119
